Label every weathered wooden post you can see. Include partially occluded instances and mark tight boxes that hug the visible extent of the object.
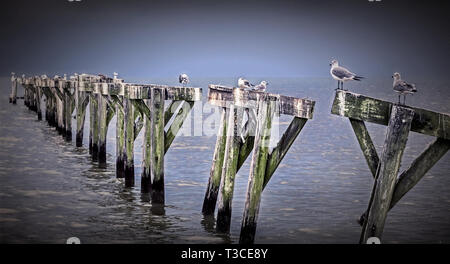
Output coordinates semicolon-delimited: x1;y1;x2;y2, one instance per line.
9;73;17;104
202;107;229;215
206;85;315;242
114;93;125;178
360;105;414;243
75;74;89;147
240;94;276;244
130;84;200;201
330;89;450;243
63;80;74;141
96;82;116;166
123;95;135;187
89;92;99;160
216;103;244;233
149;87;165;203
35;78;43;120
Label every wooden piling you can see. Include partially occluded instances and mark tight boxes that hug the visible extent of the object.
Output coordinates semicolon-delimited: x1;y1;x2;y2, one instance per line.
123;97;135;187
98;95;108;165
360;105;415;243
240;95;275;244
64;91;73;141
150;88;165;204
89;94;99;160
114;96;125;178
216;104;244;233
141;99;152;194
35;84;42;120
349;118;379;177
75;89;89;147
10;74;17;104
202;107;229;215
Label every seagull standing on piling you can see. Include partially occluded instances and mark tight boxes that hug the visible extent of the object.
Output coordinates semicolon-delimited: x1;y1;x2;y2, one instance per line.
238;77;254;89
392;72;417;105
329;60;364;90
179;73;189;87
253;81;268;92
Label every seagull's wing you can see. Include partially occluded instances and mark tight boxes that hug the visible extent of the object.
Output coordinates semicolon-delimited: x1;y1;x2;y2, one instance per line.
178;75;182;83
332;66;355;79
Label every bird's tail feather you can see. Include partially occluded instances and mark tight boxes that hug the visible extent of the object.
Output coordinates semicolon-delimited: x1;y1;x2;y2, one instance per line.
353;76;364;81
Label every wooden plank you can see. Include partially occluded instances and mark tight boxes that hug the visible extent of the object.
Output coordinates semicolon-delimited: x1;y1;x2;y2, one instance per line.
263;117;308;189
216;104;244;233
132;99;151;119
240;95;275;244
98;94;108;166
164;101;194;153
123;97;135;187
349;118;379;177
89;94;99;160
116;95;125;179
10;75;17;104
390;137;450;209
150;88;165;204
35;86;42;120
202;107;229;215
125;84;202;101
360;105;415;243
164;100;183;126
141;99;152;194
331;90;450;140
75;92;89;147
208;85;315;119
64;92;72;141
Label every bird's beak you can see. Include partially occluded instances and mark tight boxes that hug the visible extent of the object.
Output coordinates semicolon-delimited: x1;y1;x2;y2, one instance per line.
391;76;393;78
329;64;331;66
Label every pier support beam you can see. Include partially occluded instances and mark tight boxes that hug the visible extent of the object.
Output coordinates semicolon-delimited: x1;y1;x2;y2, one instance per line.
98;95;108;165
9;74;17;104
64;92;73;141
360;105;415;243
89;94;99;160
75;91;89;147
114;96;125;178
216;104;244;233
240;95;275;244
141;99;152;194
202;107;228;215
123;97;135;187
150;88;165;204
36;86;42;120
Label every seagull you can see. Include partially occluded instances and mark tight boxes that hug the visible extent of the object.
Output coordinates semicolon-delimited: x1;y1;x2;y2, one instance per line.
238;77;254;89
392;72;417;105
254;81;268;92
179;73;189;87
329;60;364;90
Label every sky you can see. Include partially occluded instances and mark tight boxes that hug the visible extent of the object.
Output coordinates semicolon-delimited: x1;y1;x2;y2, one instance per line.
0;0;449;79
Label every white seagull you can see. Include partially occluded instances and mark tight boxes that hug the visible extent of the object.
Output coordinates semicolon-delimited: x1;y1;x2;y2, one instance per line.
254;81;268;92
329;60;364;90
238;77;254;89
179;73;189;87
392;72;417;105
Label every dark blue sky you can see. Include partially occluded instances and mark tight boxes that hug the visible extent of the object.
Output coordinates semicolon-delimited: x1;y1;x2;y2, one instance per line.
1;0;449;79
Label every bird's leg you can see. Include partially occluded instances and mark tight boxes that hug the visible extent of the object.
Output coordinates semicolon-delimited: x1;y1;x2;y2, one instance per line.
342;81;345;91
335;81;339;90
404;95;406;105
398;94;401;104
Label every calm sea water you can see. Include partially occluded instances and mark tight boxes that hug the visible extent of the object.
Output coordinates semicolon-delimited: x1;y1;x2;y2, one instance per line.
0;76;449;244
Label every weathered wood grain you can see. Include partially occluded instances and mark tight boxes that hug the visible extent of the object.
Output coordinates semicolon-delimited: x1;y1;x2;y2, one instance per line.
331;90;450;140
150;88;165;204
240;95;275;244
202;107;229;215
216;104;244;233
360;105;415;243
349;118;379;178
164;101;194;153
208;85;315;119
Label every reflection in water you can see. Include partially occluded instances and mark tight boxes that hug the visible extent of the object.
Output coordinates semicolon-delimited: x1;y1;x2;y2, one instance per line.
0;77;449;243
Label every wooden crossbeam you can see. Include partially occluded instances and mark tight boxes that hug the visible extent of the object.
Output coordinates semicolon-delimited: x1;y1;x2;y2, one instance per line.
349;118;379;178
208;85;315;119
360;106;415;243
331;90;450;140
125;84;202;101
164;101;195;153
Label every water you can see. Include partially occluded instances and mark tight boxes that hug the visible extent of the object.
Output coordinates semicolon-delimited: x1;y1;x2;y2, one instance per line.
0;76;449;244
